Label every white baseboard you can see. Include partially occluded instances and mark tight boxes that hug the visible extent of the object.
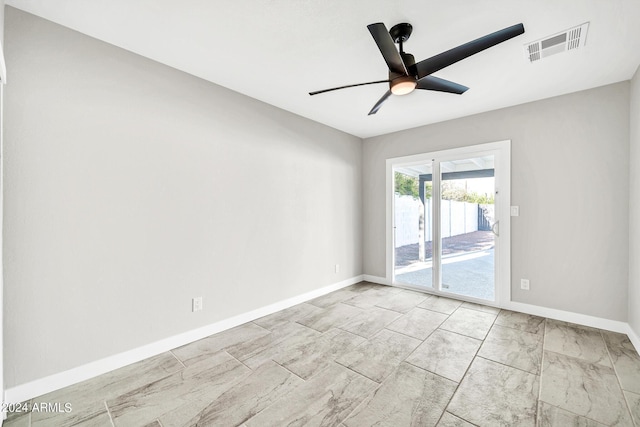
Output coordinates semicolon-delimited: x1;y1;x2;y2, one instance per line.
504;301;629;334
4;275;363;404
366;274;629;334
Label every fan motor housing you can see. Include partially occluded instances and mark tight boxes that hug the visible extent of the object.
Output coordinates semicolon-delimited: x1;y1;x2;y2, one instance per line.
389;23;413;43
401;52;415;67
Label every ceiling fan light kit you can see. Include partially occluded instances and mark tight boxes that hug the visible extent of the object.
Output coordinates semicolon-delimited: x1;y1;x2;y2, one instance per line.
310;21;525;115
390;76;417;95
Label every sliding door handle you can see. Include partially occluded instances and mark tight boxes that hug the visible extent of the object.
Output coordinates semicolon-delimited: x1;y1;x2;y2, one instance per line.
491;220;500;237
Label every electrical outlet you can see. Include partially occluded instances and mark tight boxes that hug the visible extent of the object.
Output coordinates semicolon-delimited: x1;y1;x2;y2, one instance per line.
192;297;203;312
520;279;530;290
335;264;340;273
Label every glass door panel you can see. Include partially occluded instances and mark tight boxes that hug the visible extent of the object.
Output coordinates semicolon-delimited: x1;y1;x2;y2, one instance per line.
393;164;434;288
439;156;496;300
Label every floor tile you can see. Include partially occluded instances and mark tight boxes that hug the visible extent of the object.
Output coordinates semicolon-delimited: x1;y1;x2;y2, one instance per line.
418;296;462;315
141;421;162;427
374;288;429;313
447;357;539;426
351;282;386;292
253;303;323;330
339;306;401;338
307;287;362;308
3;419;30;427
273;329;366;380
226;321;321;369
461;301;501;315
602;330;637;352
495;310;545;335
544;319;611;367
172;322;270;366
538;401;607;427
244;363;378;427
386;307;448;340
343;362;457;427
540;350;633;426
342;286;401;309
625;391;640;426
436;412;475;427
4;412;30;427
158;361;303;426
108;351;250;426
478;324;543;374
603;332;640;394
336;329;421;383
31;352;183;427
48;411;113;427
609;345;640;395
406;329;481;382
4;402;31;427
439;307;496;340
4;417;30;427
296;302;363;333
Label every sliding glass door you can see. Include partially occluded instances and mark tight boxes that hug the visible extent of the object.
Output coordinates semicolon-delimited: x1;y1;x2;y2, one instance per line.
389;142;510;303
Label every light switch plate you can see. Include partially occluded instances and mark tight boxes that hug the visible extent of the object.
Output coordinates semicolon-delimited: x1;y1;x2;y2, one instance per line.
510;206;520;216
192;297;203;312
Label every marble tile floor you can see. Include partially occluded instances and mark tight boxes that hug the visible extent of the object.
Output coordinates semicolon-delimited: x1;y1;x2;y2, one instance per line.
5;282;640;427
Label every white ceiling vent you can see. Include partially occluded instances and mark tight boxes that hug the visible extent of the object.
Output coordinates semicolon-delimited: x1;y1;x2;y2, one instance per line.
524;22;589;63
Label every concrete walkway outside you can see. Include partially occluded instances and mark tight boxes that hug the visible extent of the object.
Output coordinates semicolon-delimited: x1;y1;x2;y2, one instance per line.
395;249;494;300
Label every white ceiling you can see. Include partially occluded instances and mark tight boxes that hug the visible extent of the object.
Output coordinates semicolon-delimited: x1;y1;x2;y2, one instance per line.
6;0;640;138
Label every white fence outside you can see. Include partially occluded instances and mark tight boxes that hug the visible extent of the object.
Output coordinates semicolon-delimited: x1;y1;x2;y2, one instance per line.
394;194;482;248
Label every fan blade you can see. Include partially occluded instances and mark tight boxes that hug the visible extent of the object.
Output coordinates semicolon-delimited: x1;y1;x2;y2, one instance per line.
309;79;391;96
368;90;392;115
411;23;525;79
416;75;469;94
367;23;408;75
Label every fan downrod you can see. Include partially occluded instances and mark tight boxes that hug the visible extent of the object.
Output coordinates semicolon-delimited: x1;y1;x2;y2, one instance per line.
389;23;413;44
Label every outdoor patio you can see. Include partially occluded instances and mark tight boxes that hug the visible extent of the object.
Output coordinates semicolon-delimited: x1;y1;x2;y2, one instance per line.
394;230;495;300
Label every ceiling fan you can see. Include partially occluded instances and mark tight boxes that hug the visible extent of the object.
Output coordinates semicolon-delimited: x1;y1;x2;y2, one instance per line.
309;22;525;115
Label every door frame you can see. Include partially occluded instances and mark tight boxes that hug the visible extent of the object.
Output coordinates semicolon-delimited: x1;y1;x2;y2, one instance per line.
385;140;511;306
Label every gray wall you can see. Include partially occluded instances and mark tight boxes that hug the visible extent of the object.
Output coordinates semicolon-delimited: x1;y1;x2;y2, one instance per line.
363;83;630;321
3;8;363;388
630;67;640;336
0;1;4;44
